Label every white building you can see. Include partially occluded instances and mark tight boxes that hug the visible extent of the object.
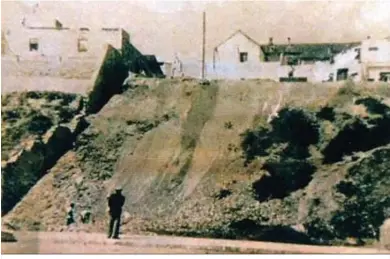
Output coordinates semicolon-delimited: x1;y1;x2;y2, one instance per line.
361;38;390;81
332;37;390;82
2;3;129;60
211;30;357;82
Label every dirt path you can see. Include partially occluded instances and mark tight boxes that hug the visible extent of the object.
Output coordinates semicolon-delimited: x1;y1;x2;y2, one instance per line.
2;231;389;254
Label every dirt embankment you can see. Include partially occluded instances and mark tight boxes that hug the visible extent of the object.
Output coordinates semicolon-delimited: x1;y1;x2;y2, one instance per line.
3;79;390;246
1;91;88;215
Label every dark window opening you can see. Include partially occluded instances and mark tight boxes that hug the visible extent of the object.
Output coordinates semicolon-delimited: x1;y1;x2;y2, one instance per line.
239;52;248;63
286;56;299;66
368;47;378;51
336;68;349;81
379;72;390;82
355;48;361;62
29;39;39;51
80;27;90;31
102;28;119;32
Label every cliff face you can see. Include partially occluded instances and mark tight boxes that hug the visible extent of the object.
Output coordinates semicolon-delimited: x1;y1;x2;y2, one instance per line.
3;79;390;245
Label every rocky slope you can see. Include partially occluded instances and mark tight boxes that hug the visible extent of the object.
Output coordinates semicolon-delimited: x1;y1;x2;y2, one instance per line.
1;91;87;215
2;79;390;245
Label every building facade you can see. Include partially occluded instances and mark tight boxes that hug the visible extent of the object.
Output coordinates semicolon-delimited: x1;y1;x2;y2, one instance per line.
212;30;389;82
331;37;390;82
3;17;126;59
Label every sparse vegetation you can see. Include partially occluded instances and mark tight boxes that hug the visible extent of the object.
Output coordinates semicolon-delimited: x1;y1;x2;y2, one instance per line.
3;79;390;247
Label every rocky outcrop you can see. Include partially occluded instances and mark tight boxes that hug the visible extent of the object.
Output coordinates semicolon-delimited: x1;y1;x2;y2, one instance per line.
380;218;390;250
1;115;88;215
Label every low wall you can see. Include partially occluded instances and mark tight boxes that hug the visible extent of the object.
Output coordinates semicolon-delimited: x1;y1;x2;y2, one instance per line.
210;62;333;82
173;61;333;82
1;76;91;95
1;55;99;94
1;46;127;112
1;56;99;79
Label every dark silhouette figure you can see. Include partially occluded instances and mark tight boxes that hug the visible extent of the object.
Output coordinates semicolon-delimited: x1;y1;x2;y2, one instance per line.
66;202;76;226
107;187;125;239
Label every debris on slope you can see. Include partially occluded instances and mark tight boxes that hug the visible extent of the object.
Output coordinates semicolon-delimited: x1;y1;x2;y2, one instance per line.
3;80;390;247
1;91;87;215
1;231;17;242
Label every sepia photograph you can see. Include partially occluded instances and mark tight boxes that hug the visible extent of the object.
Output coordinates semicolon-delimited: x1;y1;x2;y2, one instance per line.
1;0;390;255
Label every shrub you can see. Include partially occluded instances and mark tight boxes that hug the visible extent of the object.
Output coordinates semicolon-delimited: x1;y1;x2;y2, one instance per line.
27;114;53;134
271;108;320;147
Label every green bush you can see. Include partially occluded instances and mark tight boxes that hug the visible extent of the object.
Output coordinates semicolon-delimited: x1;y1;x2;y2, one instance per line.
27;114;53;134
329;148;390;238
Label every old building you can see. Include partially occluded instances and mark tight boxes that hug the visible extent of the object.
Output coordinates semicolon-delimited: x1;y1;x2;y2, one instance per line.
211;29;360;82
361;37;390;82
213;30;266;66
331;37;390;82
4;10;127;59
1;3;164;97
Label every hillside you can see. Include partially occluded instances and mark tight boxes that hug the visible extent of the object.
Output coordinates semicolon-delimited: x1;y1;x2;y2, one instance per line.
2;79;390;245
1;91;87;215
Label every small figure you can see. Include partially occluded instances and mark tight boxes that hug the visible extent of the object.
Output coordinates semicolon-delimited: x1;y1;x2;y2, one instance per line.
171;54;183;78
107;187;126;239
80;209;91;224
122;71;135;86
288;65;295;78
66;202;76;226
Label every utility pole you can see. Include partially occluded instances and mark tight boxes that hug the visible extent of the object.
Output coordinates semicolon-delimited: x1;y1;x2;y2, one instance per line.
201;11;206;80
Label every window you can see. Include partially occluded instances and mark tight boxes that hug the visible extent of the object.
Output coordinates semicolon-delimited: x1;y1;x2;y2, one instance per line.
354;48;361;61
368;47;378;51
78;38;88;52
336;68;349;81
286;56;298;66
29;38;39;51
102;28;119;32
239;52;248;63
379;72;390;82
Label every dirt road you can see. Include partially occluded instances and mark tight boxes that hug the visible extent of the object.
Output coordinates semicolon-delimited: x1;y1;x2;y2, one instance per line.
2;231;390;254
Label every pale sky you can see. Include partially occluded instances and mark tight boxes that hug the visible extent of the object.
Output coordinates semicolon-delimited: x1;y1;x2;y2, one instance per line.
2;0;390;61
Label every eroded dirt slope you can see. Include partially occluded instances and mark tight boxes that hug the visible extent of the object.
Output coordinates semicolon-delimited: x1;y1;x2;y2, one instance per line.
3;79;390;245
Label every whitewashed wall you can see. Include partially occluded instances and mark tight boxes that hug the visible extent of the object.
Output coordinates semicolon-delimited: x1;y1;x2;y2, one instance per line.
4;26;122;58
215;32;264;64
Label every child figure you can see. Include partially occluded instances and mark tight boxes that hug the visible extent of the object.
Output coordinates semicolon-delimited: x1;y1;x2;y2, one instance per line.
66;202;76;226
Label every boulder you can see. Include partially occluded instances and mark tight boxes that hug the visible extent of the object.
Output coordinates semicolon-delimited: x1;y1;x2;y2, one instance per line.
122;211;132;224
380;218;390;250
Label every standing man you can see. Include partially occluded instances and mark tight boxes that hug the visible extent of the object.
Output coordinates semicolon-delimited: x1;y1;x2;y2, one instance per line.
107;187;125;239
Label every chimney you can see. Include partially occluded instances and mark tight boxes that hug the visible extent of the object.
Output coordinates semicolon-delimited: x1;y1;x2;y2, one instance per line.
269;37;273;46
287;37;291;46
